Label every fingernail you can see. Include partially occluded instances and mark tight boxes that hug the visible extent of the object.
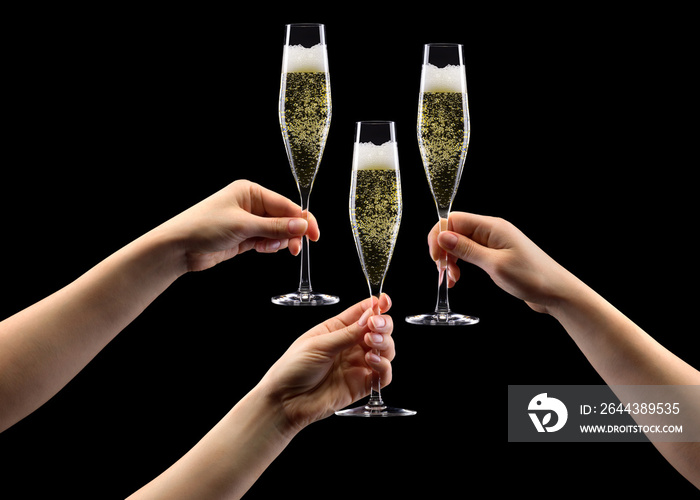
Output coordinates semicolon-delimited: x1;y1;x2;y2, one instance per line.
288;218;308;236
367;352;381;364
266;239;281;252
370;316;385;329
439;232;458;250
371;333;384;344
381;293;392;311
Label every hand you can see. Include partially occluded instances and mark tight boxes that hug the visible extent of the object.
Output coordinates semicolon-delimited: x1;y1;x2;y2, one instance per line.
257;294;395;432
428;212;575;314
155;179;320;273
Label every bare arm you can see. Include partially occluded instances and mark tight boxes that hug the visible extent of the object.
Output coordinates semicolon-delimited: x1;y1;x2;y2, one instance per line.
550;278;698;386
0;180;316;433
0;230;179;433
127;295;395;499
547;278;700;487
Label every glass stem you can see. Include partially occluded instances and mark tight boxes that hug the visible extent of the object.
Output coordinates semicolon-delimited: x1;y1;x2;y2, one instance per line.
434;213;450;320
297;186;312;298
367;285;385;408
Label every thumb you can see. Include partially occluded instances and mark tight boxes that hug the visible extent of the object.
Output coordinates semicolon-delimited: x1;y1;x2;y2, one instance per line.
298;296;376;357
246;215;309;240
312;321;367;358
437;231;493;270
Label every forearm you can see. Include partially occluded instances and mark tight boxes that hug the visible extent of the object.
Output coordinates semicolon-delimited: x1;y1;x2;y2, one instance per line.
550;278;700;386
550;278;700;489
0;227;185;432
128;384;297;499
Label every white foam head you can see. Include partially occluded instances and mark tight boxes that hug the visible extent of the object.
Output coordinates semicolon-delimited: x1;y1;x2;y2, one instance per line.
353;141;399;170
282;43;329;72
421;63;467;92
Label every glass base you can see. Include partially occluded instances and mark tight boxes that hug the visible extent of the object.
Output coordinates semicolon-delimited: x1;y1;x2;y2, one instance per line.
271;291;339;306
405;311;479;326
335;403;416;417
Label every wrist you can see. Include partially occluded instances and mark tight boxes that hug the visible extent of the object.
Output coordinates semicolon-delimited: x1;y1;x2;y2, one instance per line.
545;272;598;323
242;383;303;445
249;381;307;439
527;261;586;318
138;224;193;279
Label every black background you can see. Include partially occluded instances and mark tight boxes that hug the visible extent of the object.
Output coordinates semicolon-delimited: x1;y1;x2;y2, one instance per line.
1;4;698;497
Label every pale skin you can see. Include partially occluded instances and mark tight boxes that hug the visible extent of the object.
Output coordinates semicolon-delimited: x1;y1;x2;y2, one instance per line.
429;212;700;489
0;179;396;498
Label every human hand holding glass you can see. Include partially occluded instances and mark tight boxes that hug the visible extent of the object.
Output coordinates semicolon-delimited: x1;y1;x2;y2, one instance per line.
273;23;338;306
336;121;415;417
406;43;479;326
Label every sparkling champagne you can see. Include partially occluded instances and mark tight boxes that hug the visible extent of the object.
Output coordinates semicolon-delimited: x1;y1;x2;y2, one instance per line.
418;91;468;211
418;62;469;212
279;43;331;190
351;157;402;287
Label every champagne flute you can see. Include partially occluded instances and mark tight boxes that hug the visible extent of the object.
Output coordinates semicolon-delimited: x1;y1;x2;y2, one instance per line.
272;23;339;306
405;43;479;326
336;121;416;417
